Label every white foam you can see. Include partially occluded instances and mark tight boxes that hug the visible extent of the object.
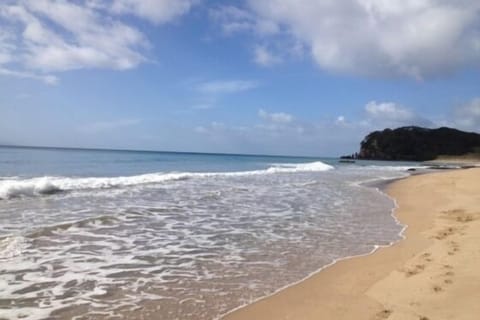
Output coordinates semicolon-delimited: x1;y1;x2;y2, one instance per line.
0;162;409;320
363;165;428;171
0;177;61;199
217;176;408;320
0;236;28;259
266;161;334;173
0;161;334;199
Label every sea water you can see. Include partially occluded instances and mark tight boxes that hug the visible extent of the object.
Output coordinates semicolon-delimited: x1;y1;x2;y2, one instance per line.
0;146;422;319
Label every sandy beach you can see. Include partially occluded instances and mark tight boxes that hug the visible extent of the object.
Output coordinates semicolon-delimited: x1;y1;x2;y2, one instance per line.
224;168;480;320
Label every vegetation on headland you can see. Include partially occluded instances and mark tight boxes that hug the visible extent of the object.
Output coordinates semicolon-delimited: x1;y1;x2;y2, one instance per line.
342;126;480;161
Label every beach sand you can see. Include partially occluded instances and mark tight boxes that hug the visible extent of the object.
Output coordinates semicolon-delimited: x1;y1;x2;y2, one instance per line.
223;168;480;320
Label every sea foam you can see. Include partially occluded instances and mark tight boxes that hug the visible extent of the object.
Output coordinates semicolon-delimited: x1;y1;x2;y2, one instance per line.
0;161;334;199
0;236;27;259
0;159;409;320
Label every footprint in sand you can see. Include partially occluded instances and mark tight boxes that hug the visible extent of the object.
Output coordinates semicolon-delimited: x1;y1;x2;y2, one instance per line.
432;285;443;293
376;309;392;319
421;252;433;262
456;215;474;223
435;227;456;240
448;240;460;254
441;270;455;285
403;264;426;277
442;208;477;223
432;266;455;291
409;301;421;307
442;209;465;216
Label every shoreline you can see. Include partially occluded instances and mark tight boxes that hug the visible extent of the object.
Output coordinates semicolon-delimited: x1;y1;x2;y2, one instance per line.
223;168;480;320
217;172;410;320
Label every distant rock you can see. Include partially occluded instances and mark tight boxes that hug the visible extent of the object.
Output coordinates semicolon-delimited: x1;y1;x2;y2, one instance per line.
356;126;480;161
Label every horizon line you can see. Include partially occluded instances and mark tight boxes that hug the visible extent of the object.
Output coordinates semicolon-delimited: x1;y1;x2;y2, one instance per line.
0;144;333;160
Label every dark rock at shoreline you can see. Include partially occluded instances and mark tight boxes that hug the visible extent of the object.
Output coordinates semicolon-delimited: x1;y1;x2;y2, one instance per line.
356;126;480;161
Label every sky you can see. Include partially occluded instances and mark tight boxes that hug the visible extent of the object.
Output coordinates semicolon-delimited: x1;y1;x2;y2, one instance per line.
1;0;480;157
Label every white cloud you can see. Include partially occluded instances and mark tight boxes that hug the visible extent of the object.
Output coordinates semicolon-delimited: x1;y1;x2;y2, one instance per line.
209;5;255;34
193;110;364;156
193;100;476;156
0;67;58;84
454;97;480;130
223;0;480;79
365;101;414;122
335;115;349;126
194;125;208;134
364;100;434;128
0;29;15;65
79;119;141;134
0;0;195;83
108;0;195;24
196;80;260;95
209;5;279;36
253;45;281;66
258;109;293;123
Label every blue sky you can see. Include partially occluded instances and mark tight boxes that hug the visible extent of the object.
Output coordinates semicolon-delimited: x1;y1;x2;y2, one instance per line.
1;0;480;156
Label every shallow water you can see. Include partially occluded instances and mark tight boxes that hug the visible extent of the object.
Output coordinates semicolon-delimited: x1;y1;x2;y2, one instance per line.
0;147;421;319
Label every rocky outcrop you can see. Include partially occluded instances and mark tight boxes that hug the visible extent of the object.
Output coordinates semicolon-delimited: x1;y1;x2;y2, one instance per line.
356;126;480;161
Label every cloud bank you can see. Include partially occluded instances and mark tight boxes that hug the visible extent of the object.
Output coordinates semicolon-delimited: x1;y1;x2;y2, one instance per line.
0;0;196;83
364;101;433;127
258;109;293;123
192;98;473;156
4;1;479;83
215;0;480;79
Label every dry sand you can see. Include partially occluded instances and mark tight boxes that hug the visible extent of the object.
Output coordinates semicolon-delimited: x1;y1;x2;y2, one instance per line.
224;168;480;320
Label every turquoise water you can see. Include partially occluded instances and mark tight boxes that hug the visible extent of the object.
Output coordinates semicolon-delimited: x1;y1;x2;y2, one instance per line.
0;146;423;320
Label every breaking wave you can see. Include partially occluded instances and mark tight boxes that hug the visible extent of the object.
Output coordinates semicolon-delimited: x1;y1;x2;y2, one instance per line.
0;161;334;199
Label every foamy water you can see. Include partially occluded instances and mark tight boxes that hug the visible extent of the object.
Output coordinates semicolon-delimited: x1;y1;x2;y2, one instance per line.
0;161;333;200
0;147;421;320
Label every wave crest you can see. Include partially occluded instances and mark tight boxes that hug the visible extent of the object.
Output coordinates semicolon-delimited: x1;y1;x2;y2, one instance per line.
266;161;334;173
0;161;333;199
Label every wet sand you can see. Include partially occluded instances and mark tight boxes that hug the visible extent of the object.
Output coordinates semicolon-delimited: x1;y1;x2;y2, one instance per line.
224;168;480;320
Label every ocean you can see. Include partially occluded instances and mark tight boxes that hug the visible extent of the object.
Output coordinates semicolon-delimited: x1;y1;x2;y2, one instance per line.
0;146;422;320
